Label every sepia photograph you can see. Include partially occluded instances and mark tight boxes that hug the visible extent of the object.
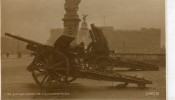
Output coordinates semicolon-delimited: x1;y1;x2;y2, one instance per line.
1;0;166;100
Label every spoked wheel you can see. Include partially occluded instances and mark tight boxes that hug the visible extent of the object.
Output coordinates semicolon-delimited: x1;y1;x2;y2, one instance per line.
31;49;76;87
94;56;113;72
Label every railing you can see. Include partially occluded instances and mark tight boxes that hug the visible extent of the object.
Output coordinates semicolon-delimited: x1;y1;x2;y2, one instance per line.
110;53;165;60
110;53;166;66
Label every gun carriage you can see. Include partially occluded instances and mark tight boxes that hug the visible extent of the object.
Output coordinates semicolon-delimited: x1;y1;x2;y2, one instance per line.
5;24;152;88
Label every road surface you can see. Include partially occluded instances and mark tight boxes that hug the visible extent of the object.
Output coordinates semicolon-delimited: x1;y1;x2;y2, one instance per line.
1;56;166;100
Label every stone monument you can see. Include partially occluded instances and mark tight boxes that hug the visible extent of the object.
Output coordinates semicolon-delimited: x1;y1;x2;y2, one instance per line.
63;0;81;44
78;14;91;48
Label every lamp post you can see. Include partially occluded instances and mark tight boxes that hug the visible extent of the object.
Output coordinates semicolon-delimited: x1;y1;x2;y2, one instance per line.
17;34;20;54
123;41;126;53
17;34;21;58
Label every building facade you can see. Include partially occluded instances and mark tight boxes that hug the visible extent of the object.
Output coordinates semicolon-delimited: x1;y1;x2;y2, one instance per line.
47;28;63;45
99;27;161;53
47;26;162;54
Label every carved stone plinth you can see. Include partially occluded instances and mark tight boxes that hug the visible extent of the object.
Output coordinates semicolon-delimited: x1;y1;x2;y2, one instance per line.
63;0;81;45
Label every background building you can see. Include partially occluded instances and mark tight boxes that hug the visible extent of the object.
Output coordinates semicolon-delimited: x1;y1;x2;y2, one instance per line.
47;23;162;54
99;27;162;53
47;28;63;45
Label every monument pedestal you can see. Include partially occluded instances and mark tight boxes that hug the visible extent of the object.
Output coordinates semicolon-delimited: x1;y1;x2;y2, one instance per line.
63;0;81;45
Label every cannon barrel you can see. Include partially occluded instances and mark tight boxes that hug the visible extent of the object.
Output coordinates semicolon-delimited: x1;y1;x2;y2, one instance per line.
91;24;103;42
90;24;98;41
89;30;96;42
5;33;43;46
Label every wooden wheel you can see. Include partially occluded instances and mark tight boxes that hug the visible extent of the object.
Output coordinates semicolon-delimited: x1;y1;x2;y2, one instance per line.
94;56;113;72
31;49;76;87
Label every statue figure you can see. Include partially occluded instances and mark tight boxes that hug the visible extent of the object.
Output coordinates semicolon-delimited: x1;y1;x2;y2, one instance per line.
65;0;81;4
65;0;81;12
82;14;88;22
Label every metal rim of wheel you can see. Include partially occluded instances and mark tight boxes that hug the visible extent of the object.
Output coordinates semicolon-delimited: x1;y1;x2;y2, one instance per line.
31;49;76;87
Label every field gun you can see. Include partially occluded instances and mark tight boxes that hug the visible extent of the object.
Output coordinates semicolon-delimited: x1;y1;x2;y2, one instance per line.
88;24;159;71
4;24;153;88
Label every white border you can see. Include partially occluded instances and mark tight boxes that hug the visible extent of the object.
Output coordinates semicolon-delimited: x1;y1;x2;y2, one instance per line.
167;0;175;100
0;0;175;100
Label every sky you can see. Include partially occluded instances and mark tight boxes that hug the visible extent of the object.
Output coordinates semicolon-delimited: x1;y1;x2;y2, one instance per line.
1;0;165;45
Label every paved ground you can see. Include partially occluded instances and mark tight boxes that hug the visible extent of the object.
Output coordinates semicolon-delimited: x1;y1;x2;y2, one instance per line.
1;56;166;100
